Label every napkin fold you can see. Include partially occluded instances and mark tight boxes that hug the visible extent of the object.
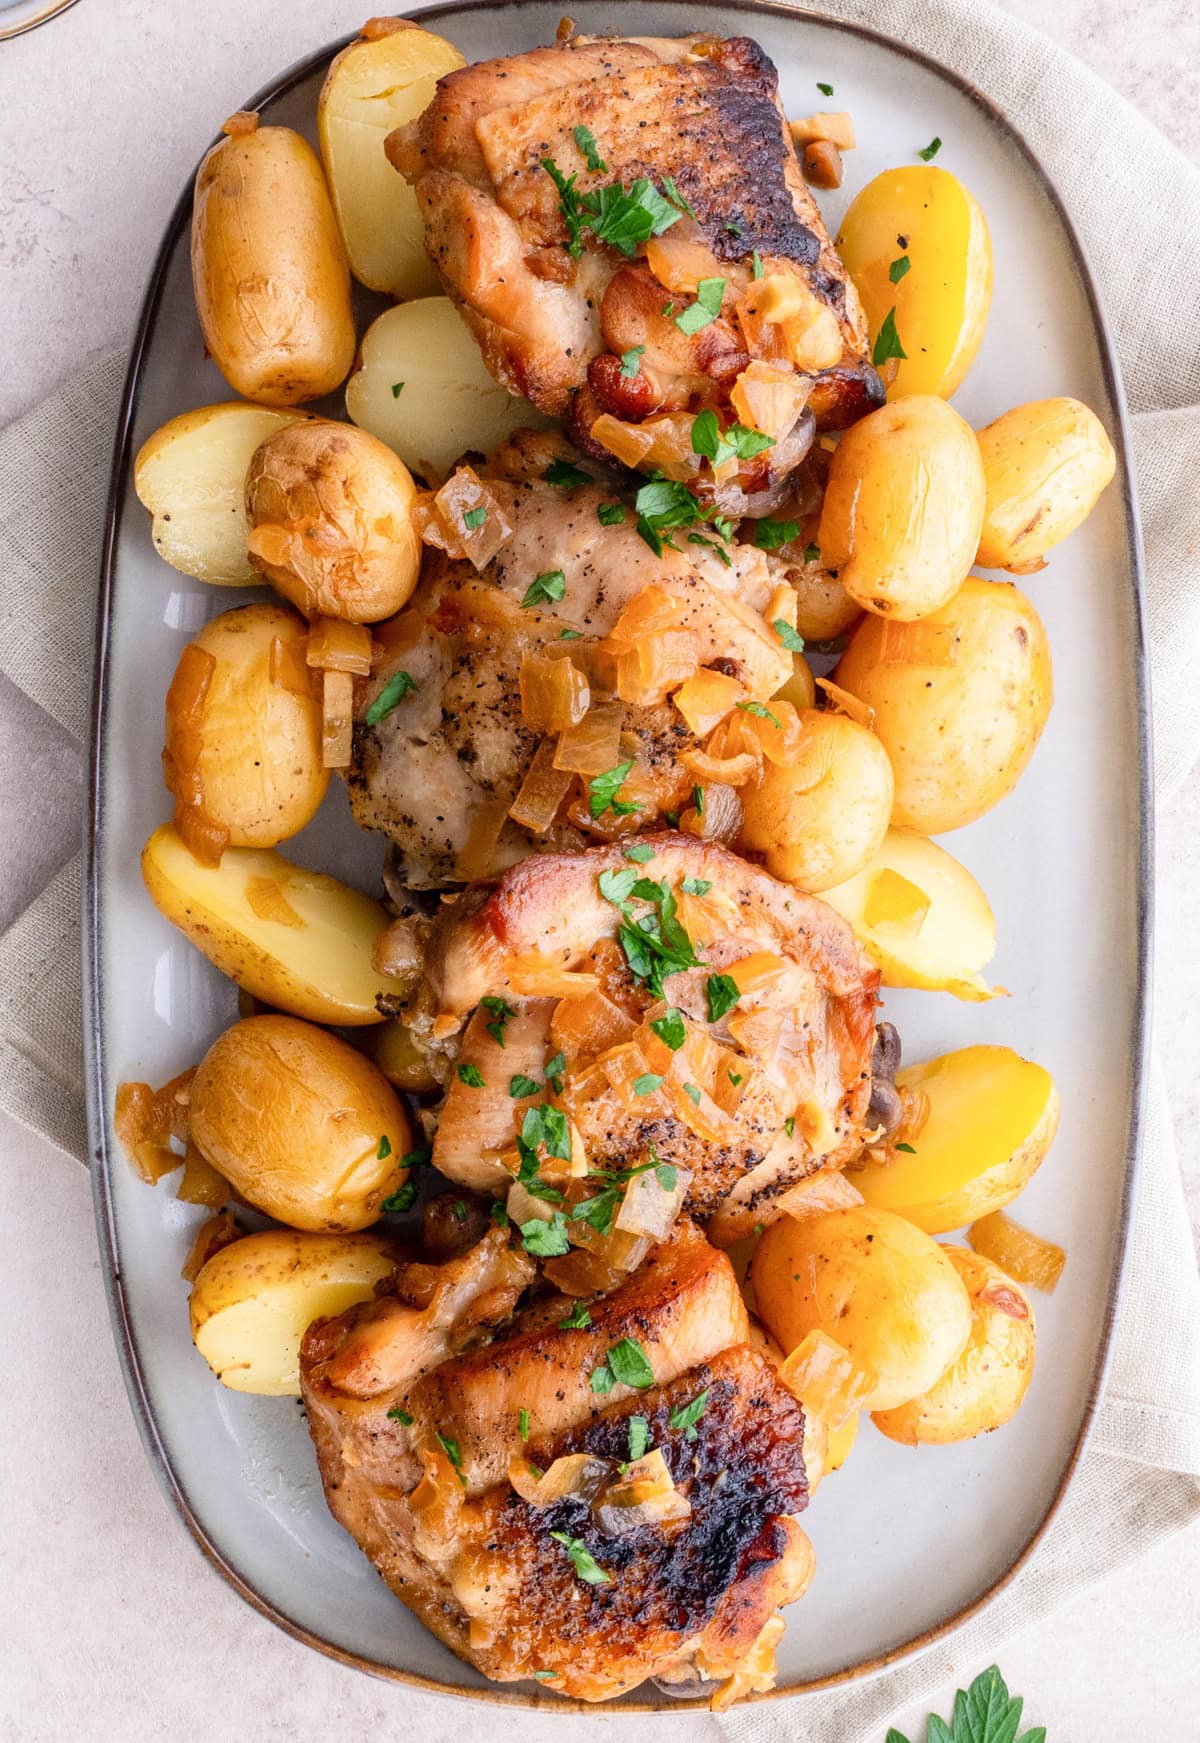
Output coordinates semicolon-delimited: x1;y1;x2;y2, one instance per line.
1;0;1197;1735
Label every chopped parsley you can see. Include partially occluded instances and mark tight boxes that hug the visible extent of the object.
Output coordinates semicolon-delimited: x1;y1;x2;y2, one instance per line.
669;1387;710;1441
754;517;800;550
520;1211;571;1256
533;1670;559;1681
627;1414;651;1462
619;344;645;378
399;1144;432;1172
390;381;404;397
377;1135;392;1160
545;1051;566;1094
917;136;942;161
674;276;726;335
550;1531;611;1585
680;876;711;896
457;1062;485;1088
518;1407;531;1441
706;972;740;1023
895;1141;918;1154
571;1187;620;1237
558;627;582;639
872;307;908;367
520;569;567;609
632;476;734;558
598;868;702;998
491;1200;509;1228
889;253;911;283
597;501;626;525
649;1008;687;1051
817;81;834;96
692;785;705;817
452;1199;468;1223
633;1072;664;1096
773;619;806;651
509;1074;540;1098
751;249;764;279
545;457;593;488
784;1115;796;1138
387;1406;413;1425
462;506;487;530
436;1431;465;1483
481;993;516;1047
381;1181;416;1212
559;1299;593;1330
573;123;606;172
728;1069;743;1087
588;759;638;819
365;669;417;726
521;1102;572;1162
542;158;688;259
804;541;821;563
662;174;696;218
738;700;781;726
682;1082;701;1105
624;842;654;863
608;1337;656;1388
691;408;775;469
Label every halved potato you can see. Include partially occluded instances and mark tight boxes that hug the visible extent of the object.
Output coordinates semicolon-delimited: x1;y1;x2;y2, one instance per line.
854;1045;1059;1232
318;19;465;297
346;298;547;478
190;1228;400;1394
141;823;411;1024
820;828;1001;1000
134;403;311;583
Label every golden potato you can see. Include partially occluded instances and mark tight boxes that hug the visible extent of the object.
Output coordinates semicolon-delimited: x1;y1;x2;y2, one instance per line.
751;1206;972;1411
245;420;421;623
141;824;412;1024
163;602;326;856
818;396;986;619
787;563;862;642
738;710;893;892
191;113;354;406
359;1017;445;1094
346;299;547;478
834;576;1053;832
873;1248;1035;1444
836;165;993;401
134;403;313;584
190;1015;412;1231
976;397;1116;572
821;827;1000;1000
318;19;465;297
190;1228;400;1394
855;1045;1059;1233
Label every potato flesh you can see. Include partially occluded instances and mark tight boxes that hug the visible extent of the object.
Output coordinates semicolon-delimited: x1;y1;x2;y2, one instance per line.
191;124;355;406
820;827;999;1000
133;403;311;584
141;824;406;1024
190;1229;399;1395
976;397;1116;571
818;396;987;620
854;1045;1059;1232
834;576;1053;832
319;25;465;297
751;1205;973;1411
836;165;993;400
346;299;547;478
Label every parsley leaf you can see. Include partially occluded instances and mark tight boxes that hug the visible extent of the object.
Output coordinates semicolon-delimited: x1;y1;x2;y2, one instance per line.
619;344;645;378
889;253;911;283
463;506;487;531
588;760;636;819
817;80;834;95
541;156;584;254
804;541;821;563
509;1074;540;1099
691;408;775;468
518;1407;531;1441
773;619;806;651
544;1052;566;1094
365;670;417;726
573;123;606;172
391;381;404;397
627;1414;651;1462
649;1008;687;1051
706;973;740;1023
522;1102;571;1162
545;457;593;488
550;1531;612;1585
624;842;654;863
481;993;516;1047
436;1430;465;1483
387;1405;413;1424
754;517;800;550
738;700;781;726
399;1144;432;1172
520;1212;570;1257
895;1141;918;1154
784;1115;796;1138
662;174;696;218
590;1362;615;1394
751;250;764;279
917;136;943;161
607;1337;655;1389
669;1387;710;1440
377;1134;392;1160
674;275;726;335
886;1664;1046;1743
381;1181;416;1212
683;1081;701;1104
558;1299;593;1330
521;569;567;609
597;501;626;525
559;627;581;639
580;177;683;256
872;307;908;366
571;1186;620;1236
457;1063;485;1088
633;1072;664;1096
680;875;711;896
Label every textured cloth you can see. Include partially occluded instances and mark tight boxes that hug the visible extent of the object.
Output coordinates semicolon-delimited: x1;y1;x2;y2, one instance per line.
0;0;1197;1735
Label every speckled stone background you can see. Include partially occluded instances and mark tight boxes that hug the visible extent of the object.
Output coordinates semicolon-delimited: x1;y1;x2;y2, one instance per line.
0;1;1196;1738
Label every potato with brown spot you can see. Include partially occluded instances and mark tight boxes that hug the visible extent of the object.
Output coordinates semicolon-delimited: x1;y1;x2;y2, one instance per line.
976;397;1115;572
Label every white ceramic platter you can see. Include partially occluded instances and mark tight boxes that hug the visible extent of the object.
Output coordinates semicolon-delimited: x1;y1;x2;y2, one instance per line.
85;0;1150;1710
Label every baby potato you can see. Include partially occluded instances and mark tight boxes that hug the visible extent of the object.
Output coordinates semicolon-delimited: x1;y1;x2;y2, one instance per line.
818;396;986;619
359;1017;445;1094
872;1248;1035;1444
738;710;894;892
855;1045;1059;1233
190;1228;400;1394
192;113;354;406
976;397;1116;572
164;602;327;853
836;165;993;400
346;299;547;478
318;19;465;297
787;563;862;642
141;824;412;1024
821;827;1000;1000
834;576;1053;831
134;403;314;584
245;420;421;622
751;1206;972;1411
190;1015;412;1231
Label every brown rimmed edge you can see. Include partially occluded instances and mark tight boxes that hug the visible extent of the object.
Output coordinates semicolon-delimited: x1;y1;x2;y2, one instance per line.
0;0;84;42
83;0;1154;1714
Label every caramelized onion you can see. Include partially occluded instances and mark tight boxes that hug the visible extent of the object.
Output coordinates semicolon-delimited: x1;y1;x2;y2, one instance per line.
593;1449;691;1536
730;362;812;440
553;702;626;776
615;632;702;706
817;676;875;729
180;1211;242;1282
673;668;746;737
321;668;354;768
176;1141;230;1209
452;796;510;881
968;1211;1066;1293
306;616;373;674
114;1070;195;1183
508;1452;612;1507
680;780;742;842
778;1329;876;1425
615;1163;690;1239
509;740;574;834
519;652;589;734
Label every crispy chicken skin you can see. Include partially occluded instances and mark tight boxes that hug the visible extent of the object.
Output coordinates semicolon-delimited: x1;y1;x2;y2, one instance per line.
301;1223;812;1702
387;33;881;496
425;834;880;1239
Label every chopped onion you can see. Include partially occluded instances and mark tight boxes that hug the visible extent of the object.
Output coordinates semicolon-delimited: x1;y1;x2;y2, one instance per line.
180;1211;242;1283
519;651;590;734
371;915;424;980
968;1211;1066;1293
680;780;742;842
644;231;725;294
727;950;792;999
878;618;960;667
616;632;702;706
816;677;874;729
778;1329;876;1425
775;1167;863;1219
306;616;373;674
509;1452;613;1508
790;110;856;149
321;668;354;768
597;1039;656;1110
673;669;746;737
554;702;626;776
114;1070;194;1183
507;950;599;998
509;740;574;834
175;807;230;867
703;1611;790;1711
550;988;639;1064
681;746;759;788
452;796;511;881
590;412;698;481
730;362;812;440
410;1446;465;1556
417;467;513;569
176;1142;230;1209
607;585;688;648
726;697;804;767
593;1449;692;1537
506;1179;559;1229
615;1162;691;1239
543;1246;626;1297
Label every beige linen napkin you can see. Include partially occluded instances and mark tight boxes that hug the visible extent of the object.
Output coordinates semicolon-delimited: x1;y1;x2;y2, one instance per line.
0;0;1197;1732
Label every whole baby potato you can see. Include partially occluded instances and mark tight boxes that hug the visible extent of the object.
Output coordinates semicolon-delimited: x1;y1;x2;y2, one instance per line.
190;1015;413;1231
834;577;1053;832
976;397;1116;572
818;396;986;619
163;601;327;853
192;113;355;406
738;710;894;892
872;1247;1036;1444
246;419;421;622
751;1205;973;1411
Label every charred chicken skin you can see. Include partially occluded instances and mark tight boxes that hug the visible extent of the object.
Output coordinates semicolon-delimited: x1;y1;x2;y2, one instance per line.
301;1220;815;1702
387;33;882;508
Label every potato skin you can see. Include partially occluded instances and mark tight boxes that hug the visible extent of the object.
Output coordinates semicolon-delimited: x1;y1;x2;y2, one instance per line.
834;576;1053;832
873;1248;1035;1444
191;116;355;407
164;602;326;853
751;1205;972;1411
246;420;421;622
190;1015;412;1231
738;710;893;892
976;397;1116;572
818;396;986;619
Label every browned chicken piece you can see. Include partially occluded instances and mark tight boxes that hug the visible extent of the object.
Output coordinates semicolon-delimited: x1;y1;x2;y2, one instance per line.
388;33;882;510
422;834;880;1242
302;1223;813;1703
347;431;792;886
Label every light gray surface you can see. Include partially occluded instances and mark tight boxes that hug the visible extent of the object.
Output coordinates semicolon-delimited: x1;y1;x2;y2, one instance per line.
0;0;1197;1737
